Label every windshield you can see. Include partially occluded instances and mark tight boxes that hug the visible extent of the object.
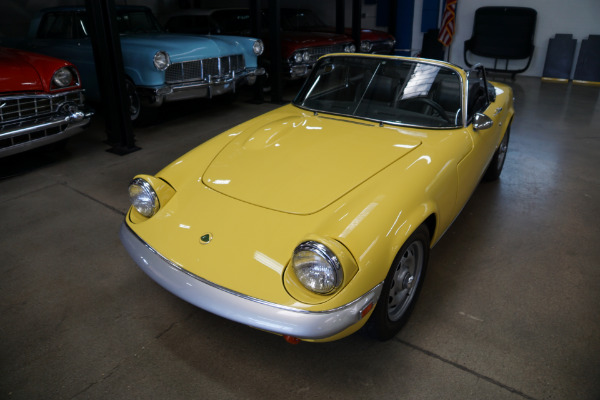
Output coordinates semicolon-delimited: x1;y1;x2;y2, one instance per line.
116;9;163;34
293;56;463;128
280;9;328;31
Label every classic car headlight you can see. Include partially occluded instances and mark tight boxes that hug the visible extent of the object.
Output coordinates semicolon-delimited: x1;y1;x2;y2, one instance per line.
253;39;264;56
52;67;75;88
360;40;372;52
292;241;343;294
293;52;303;64
129;178;159;217
153;51;171;71
292;51;310;64
344;44;357;53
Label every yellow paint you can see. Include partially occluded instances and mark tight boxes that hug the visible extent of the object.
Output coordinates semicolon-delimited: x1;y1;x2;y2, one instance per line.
125;57;514;339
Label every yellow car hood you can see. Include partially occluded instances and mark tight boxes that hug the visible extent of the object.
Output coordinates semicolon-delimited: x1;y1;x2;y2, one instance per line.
203;109;422;214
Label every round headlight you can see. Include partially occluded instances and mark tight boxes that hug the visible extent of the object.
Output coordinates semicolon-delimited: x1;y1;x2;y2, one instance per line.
302;51;310;62
293;52;303;64
129;178;159;217
52;67;74;88
344;44;356;53
253;39;264;56
292;241;343;294
153;51;171;71
360;40;372;53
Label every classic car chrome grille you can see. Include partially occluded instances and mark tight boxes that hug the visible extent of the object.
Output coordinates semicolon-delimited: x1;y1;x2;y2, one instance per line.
0;92;83;126
305;44;350;63
165;54;246;84
0;91;84;150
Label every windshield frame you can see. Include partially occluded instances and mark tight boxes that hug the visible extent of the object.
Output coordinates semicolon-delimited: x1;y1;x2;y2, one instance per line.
293;55;467;130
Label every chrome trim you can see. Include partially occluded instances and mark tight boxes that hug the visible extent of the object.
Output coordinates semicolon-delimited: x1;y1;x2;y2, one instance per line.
120;223;384;339
288;43;354;65
129;178;159;217
139;67;264;104
296;104;460;130
165;54;246;84
293;241;343;294
0;95;93;158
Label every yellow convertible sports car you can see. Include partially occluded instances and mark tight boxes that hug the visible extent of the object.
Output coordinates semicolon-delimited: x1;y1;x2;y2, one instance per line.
120;54;514;343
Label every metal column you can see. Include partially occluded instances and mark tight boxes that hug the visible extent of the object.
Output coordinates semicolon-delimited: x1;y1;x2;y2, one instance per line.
84;0;139;155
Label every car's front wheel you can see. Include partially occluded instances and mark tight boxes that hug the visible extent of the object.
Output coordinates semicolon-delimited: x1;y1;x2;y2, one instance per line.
124;79;141;121
368;225;430;340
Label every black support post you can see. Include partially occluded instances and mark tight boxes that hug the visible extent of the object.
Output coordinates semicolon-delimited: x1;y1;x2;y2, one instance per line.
336;0;345;35
351;0;362;51
268;0;283;104
84;0;139;155
388;0;398;39
249;0;264;103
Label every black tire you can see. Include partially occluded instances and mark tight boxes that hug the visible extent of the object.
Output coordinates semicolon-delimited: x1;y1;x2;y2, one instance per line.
124;79;141;121
368;224;430;341
484;125;510;181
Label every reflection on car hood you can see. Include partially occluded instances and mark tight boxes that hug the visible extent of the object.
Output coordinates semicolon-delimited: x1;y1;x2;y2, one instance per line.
203;105;421;214
282;30;350;46
121;33;247;61
0;47;47;92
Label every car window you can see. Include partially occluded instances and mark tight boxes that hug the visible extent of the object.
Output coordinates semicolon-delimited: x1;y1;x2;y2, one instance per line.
116;9;163;34
294;56;462;128
38;12;86;39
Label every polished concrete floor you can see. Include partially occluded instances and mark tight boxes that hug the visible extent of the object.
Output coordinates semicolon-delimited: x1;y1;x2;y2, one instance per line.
1;76;599;400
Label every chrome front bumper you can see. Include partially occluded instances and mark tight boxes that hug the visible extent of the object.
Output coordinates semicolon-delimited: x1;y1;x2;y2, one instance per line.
120;223;383;340
140;67;265;105
0;107;93;158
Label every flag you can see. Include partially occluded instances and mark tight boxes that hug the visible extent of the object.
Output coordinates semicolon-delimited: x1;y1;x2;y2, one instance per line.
438;0;457;47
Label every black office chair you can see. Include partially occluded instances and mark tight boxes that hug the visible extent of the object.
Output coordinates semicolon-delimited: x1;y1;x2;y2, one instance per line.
464;7;537;78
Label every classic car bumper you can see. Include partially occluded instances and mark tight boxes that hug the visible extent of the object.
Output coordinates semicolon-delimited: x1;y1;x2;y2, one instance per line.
0;106;93;158
139;67;265;105
120;222;383;340
289;64;311;79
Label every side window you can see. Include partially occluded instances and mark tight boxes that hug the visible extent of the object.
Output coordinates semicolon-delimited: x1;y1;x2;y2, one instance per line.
38;13;74;39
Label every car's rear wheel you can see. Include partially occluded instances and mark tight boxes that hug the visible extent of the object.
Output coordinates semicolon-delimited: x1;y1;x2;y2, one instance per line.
368;225;430;340
484;125;510;181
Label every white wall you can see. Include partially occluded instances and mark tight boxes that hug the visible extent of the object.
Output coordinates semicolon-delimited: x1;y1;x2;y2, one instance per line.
300;0;600;77
407;0;600;77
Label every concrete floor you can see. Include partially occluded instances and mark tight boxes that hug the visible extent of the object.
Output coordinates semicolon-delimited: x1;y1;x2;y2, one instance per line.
1;76;599;400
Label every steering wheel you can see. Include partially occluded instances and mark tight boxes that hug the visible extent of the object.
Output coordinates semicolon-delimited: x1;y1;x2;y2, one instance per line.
396;97;451;124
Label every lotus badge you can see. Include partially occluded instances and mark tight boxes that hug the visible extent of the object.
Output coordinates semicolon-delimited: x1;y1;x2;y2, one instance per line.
200;233;213;244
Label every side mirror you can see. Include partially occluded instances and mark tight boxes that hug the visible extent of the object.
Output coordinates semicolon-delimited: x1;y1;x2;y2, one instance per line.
473;113;493;131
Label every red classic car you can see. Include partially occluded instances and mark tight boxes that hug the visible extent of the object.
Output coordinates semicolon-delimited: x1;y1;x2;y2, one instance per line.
280;8;396;54
164;9;357;79
0;47;93;158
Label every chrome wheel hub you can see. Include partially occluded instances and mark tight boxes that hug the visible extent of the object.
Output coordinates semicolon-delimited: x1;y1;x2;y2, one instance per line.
387;241;423;322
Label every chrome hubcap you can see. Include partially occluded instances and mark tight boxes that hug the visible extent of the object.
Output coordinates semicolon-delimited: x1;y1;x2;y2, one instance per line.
497;134;509;167
387;241;423;321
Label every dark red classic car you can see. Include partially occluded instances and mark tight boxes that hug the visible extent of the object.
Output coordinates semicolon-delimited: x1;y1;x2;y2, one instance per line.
0;47;93;158
279;8;395;54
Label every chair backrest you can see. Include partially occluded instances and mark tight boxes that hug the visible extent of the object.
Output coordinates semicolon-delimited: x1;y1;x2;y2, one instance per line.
469;7;537;59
